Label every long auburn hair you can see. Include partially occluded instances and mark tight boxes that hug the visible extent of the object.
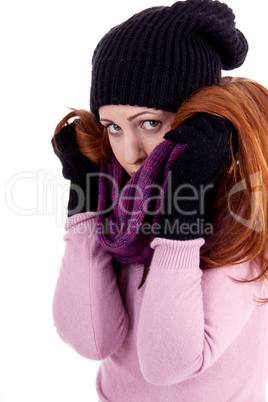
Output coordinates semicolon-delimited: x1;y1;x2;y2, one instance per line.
53;78;268;296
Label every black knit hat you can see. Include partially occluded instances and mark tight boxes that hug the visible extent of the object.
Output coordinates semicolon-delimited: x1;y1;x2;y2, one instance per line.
90;0;248;121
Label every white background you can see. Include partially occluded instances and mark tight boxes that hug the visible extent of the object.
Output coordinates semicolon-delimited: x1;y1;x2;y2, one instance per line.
2;0;268;401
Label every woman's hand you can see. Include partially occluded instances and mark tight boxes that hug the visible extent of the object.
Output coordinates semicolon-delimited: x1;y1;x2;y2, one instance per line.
52;121;99;216
159;113;236;240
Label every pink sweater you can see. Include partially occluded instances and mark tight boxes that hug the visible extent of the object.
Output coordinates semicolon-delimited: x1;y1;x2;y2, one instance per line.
53;212;268;401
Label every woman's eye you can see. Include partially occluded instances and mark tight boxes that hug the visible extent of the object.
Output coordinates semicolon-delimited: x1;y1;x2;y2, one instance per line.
142;120;160;130
107;124;122;135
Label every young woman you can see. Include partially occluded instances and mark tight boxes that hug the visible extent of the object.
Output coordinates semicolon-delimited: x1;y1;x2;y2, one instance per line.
52;0;268;400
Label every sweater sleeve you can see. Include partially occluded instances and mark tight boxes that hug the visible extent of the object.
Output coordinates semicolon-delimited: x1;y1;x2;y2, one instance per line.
137;237;264;385
52;212;129;361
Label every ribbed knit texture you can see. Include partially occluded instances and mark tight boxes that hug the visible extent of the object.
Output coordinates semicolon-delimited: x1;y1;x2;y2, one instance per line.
53;212;268;400
96;140;187;264
90;0;248;120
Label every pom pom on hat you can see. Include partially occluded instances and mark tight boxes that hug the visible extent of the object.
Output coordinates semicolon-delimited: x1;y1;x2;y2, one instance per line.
175;0;248;69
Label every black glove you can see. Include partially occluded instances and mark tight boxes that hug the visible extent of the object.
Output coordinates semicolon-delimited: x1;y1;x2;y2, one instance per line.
52;121;99;216
159;113;236;240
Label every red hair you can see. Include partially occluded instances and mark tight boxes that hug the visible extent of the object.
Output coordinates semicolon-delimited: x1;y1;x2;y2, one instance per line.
53;109;111;164
53;78;268;300
173;79;268;276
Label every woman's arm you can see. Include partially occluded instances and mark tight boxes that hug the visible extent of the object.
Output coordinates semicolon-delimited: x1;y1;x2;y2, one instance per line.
137;237;264;385
52;212;129;360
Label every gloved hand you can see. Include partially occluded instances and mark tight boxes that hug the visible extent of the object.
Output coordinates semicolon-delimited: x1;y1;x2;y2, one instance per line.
159;113;237;240
52;121;99;216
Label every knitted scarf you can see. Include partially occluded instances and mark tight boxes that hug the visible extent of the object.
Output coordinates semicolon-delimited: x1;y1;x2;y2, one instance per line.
96;140;186;264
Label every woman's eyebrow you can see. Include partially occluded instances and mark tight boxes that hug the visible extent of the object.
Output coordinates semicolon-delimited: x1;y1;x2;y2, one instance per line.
100;111;159;124
99;118;114;123
127;111;159;121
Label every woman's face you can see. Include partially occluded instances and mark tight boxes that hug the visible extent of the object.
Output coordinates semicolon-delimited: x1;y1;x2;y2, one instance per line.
99;105;175;176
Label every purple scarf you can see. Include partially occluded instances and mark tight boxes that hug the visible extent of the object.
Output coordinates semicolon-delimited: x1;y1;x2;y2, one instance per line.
96;140;186;264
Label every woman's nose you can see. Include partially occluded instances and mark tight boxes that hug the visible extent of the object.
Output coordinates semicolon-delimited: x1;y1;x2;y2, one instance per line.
123;133;147;166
